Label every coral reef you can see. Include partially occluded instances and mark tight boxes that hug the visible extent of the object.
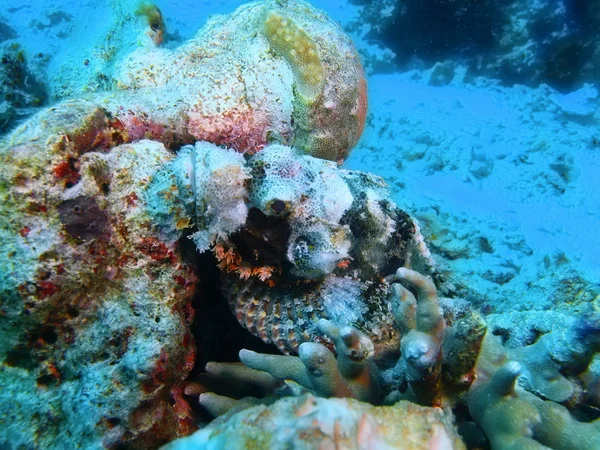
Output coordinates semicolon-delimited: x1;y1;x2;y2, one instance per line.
2;0;599;449
182;269;600;450
0;1;370;446
346;0;600;90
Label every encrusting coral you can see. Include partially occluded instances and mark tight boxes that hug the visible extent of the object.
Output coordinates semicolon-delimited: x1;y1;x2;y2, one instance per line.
163;394;465;450
0;103;198;448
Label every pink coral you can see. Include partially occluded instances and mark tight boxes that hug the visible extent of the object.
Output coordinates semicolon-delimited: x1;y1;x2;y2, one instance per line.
187;105;270;155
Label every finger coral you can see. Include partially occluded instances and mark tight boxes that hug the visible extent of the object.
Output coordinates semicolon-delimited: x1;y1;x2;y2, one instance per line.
191;268;600;450
468;332;600;449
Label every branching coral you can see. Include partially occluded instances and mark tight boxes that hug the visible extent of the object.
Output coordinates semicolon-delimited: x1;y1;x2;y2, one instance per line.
468;332;600;449
188;318;379;419
185;265;600;450
383;268;446;404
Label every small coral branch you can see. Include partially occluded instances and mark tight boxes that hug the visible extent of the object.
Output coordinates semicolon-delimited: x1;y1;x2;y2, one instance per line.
384;268;446;404
195;320;382;419
468;355;600;449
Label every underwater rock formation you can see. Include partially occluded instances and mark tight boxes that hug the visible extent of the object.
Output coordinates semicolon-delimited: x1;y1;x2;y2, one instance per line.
34;0;366;163
0;101;198;448
2;1;599;450
162;394;465;450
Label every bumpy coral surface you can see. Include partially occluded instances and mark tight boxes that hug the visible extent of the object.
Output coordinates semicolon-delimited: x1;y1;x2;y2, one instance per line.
62;0;366;163
0;102;197;449
163;394;465;450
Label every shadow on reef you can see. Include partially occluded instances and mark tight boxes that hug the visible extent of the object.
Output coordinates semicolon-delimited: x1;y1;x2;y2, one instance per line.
182;243;281;422
349;0;600;91
189;248;280;373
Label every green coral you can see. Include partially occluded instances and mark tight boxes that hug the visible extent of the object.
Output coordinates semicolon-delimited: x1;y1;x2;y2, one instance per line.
262;10;324;101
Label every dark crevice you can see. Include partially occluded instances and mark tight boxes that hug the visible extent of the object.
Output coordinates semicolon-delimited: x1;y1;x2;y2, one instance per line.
188;249;280;380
